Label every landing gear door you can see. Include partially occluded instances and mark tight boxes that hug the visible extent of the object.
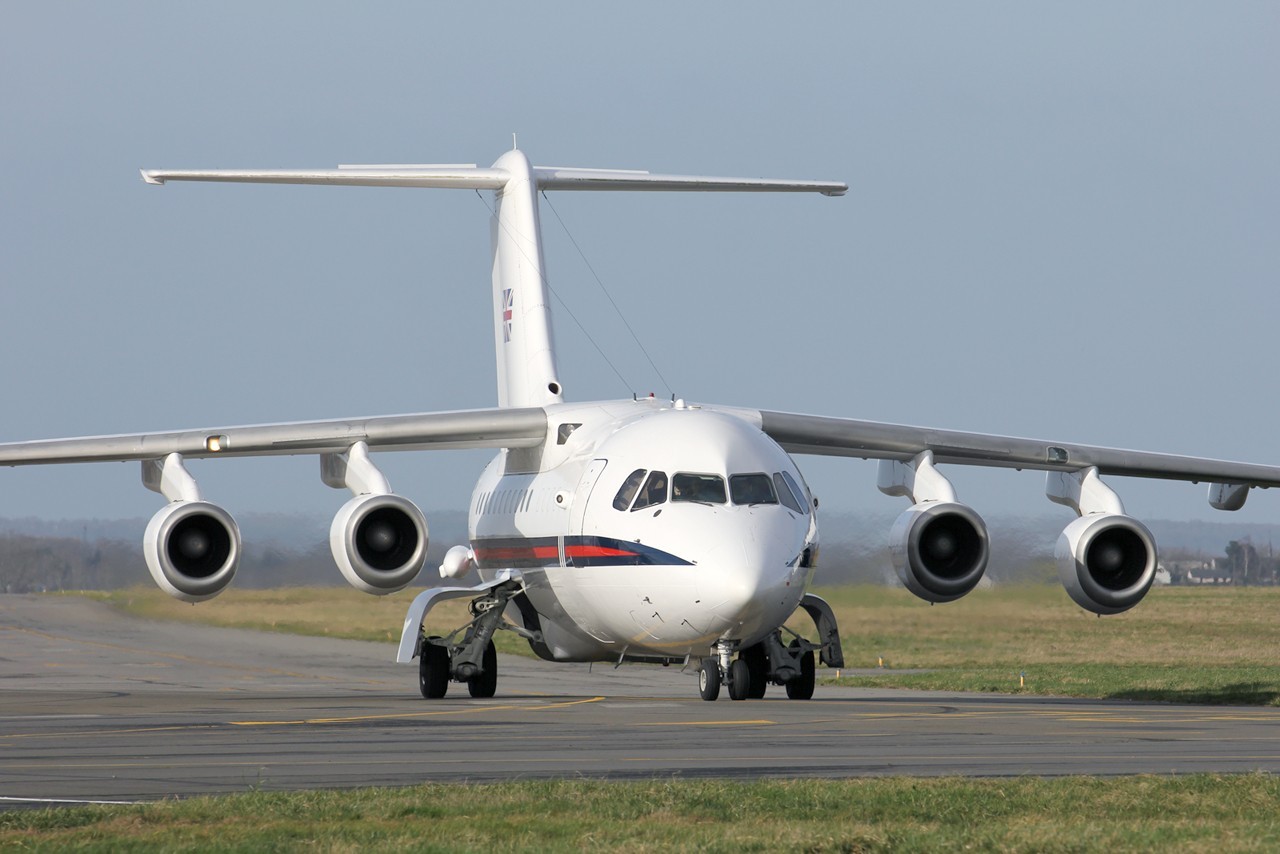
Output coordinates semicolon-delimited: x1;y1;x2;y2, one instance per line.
569;459;608;535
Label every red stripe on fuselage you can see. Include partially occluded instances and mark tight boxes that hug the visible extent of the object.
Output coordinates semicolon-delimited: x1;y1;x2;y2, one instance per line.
472;544;638;562
564;545;637;559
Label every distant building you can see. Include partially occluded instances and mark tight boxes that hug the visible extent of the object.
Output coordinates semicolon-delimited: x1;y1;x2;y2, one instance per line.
1160;558;1232;585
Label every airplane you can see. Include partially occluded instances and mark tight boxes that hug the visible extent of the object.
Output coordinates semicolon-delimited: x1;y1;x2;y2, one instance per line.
4;147;1280;703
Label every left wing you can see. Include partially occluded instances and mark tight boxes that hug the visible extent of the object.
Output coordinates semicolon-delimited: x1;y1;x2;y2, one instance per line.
754;407;1277;615
758;408;1280;493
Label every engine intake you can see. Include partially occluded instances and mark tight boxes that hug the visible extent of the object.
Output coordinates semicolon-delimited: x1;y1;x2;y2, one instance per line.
1056;513;1156;615
143;501;241;602
889;501;989;603
330;493;428;594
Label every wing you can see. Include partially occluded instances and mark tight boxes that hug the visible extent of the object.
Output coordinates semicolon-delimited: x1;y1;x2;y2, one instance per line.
753;408;1280;614
0;407;547;465
757;408;1280;490
0;407;547;603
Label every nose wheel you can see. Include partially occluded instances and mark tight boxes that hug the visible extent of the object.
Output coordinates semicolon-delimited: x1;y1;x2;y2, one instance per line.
698;658;721;701
728;658;752;701
698;623;830;702
696;650;764;701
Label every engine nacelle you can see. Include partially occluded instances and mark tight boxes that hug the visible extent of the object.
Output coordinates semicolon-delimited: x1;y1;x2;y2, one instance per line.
1056;513;1156;615
330;493;428;594
890;501;990;603
143;501;241;603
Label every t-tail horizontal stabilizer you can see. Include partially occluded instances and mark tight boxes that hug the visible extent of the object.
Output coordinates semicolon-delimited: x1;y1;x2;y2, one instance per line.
140;149;846;410
141;161;847;196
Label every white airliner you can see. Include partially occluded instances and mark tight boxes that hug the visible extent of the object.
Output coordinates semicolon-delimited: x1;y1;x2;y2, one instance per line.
4;148;1280;702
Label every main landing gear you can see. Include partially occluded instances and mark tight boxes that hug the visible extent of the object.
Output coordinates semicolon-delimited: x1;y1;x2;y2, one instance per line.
416;579;538;700
696;594;844;702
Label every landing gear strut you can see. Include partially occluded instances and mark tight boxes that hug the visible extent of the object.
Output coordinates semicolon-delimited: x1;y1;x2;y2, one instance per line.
415;579;538;700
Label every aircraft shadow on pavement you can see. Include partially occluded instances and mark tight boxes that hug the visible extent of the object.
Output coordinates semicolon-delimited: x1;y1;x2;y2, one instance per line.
1106;683;1280;707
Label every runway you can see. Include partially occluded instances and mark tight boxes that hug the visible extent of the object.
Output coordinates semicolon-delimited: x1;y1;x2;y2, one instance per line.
4;594;1280;804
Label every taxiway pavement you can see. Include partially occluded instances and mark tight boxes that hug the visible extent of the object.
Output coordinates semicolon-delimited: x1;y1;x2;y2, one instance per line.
3;594;1280;805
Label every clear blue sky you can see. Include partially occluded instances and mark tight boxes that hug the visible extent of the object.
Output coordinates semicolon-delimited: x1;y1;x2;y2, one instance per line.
1;2;1277;530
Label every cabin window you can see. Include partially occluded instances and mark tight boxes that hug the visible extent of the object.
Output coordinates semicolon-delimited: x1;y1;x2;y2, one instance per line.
781;471;809;515
613;469;647;511
557;423;582;445
730;473;778;506
672;473;727;504
632;470;668;510
774;473;803;513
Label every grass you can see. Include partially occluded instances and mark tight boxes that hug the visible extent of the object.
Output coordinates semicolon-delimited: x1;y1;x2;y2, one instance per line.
4;775;1280;852
79;586;532;656
78;583;1280;704
799;584;1280;705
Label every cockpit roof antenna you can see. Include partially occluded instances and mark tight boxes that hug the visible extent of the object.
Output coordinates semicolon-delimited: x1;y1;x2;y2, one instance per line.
512;132;518;150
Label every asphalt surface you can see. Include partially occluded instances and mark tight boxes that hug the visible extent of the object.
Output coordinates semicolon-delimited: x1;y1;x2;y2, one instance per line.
4;594;1280;805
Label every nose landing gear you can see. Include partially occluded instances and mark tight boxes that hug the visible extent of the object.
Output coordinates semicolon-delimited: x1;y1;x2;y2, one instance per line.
698;657;721;701
696;593;844;701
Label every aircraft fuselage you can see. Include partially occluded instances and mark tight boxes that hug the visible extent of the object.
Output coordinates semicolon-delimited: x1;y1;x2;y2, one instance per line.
469;398;819;662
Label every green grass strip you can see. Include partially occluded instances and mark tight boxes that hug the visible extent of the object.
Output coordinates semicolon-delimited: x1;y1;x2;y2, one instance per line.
4;776;1280;852
828;663;1280;705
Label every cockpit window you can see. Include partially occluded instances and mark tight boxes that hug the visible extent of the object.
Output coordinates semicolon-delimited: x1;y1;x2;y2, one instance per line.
730;473;778;506
780;471;810;515
773;472;803;513
613;469;646;511
632;470;668;510
672;473;727;504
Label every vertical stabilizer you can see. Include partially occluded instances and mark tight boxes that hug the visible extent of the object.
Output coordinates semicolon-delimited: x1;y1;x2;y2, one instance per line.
489;151;565;409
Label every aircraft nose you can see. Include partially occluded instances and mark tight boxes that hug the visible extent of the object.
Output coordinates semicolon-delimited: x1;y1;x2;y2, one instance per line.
698;533;797;626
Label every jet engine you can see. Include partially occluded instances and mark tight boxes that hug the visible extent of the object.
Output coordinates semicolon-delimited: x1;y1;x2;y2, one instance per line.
1055;513;1156;615
143;501;241;603
330;493;428;594
889;501;990;603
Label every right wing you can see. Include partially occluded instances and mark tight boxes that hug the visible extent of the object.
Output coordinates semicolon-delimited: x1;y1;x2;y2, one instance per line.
0;406;547;603
0;407;547;466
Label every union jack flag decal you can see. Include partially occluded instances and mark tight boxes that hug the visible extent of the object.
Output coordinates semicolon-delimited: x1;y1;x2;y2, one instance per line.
502;288;514;343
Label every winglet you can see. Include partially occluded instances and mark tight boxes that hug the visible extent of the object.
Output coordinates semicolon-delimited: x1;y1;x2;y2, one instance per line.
140;170;164;185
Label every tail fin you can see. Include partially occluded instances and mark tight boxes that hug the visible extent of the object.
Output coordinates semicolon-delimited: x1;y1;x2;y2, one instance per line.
143;151;846;409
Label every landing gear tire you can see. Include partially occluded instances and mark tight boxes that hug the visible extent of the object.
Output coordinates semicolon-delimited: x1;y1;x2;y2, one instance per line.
698;658;721;701
419;637;449;699
728;658;751;701
742;643;768;699
467;639;498;698
785;641;815;700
